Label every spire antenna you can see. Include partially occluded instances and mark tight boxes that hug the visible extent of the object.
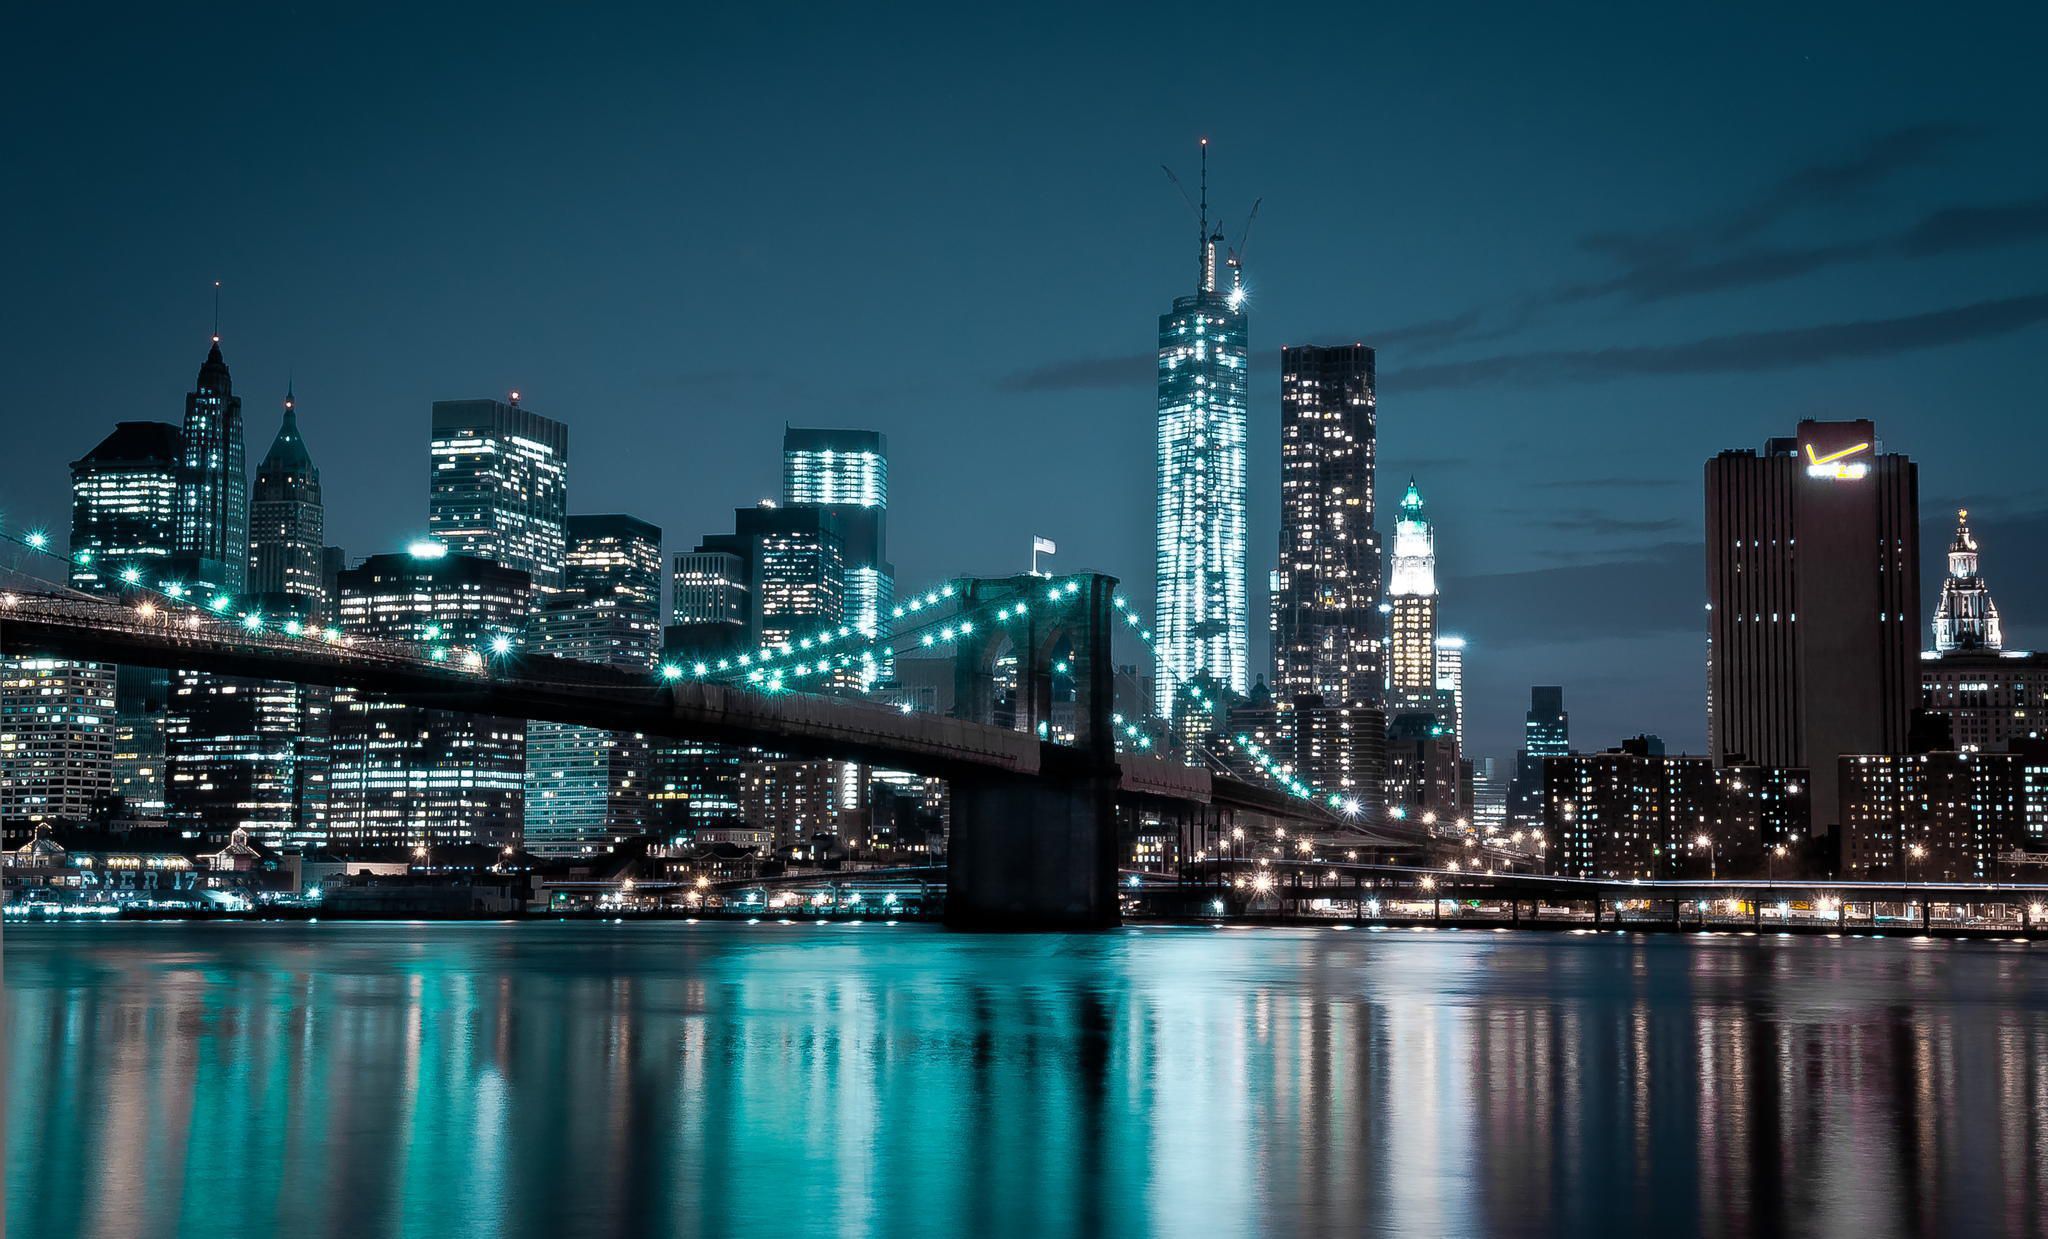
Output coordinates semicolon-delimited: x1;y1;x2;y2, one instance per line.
212;279;221;343
1197;139;1210;293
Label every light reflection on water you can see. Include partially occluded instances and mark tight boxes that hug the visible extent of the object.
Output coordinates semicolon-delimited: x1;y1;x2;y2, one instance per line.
7;923;2048;1238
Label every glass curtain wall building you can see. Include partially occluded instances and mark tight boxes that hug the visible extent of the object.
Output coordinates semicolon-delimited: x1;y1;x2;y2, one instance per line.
174;338;248;591
1155;185;1249;726
782;428;893;650
249;386;326;609
428;396;569;597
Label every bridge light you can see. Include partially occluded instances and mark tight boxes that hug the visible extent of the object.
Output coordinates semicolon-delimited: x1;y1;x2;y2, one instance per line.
925;591;940;606
660;663;683;681
921;634;935;647
692;662;708;676
323;627;342;642
429;646;448;662
462;650;484;669
242;613;263;631
120;566;143;585
136;600;157;618
164;582;185;598
423;624;442;641
958;621;972;635
1047;587;1061;602
73;549;92;565
284;619;303;636
489;634;513;655
24;530;47;550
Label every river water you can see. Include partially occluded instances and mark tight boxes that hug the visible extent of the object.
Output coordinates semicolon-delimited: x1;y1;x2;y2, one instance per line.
7;922;2048;1238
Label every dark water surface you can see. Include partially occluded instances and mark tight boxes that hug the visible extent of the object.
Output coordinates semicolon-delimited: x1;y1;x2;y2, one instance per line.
7;922;2048;1238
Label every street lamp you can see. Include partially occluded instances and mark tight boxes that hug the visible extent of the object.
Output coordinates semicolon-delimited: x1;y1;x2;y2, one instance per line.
1769;842;1788;882
1907;842;1927;886
1692;833;1716;880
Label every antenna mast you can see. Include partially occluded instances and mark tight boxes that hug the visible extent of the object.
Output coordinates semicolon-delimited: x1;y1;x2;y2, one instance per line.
212;280;222;342
1198;139;1214;293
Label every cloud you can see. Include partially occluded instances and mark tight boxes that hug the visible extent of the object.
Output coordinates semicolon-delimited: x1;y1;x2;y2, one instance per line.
1444;540;1701;649
997;353;1153;393
1898;193;2048;257
1577;122;1972;269
1390;291;2048;391
1518;508;1687;536
1530;477;1684;491
998;313;1498;393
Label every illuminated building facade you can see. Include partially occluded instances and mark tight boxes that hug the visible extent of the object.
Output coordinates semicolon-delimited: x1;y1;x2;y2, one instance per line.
249;387;326;609
1271;344;1380;705
69;422;183;593
1155;202;1249;725
1386;481;1440;716
1269;343;1382;800
1543;743;1807;880
428;396;569;595
165;645;331;851
1435;635;1466;744
1839;751;2028;881
1508;686;1570;830
328;551;531;849
1706;419;1919;830
1919;650;2048;752
565;513;663;642
783;427;893;642
175;338;248;591
0;658;116;836
1932;507;2002;653
523;597;655;857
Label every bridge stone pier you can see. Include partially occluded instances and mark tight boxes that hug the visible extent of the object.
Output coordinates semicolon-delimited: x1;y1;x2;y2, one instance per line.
946;573;1122;929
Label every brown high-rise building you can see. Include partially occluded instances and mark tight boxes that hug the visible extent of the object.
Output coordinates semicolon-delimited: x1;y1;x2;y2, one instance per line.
1706;419;1919;831
1271;344;1383;806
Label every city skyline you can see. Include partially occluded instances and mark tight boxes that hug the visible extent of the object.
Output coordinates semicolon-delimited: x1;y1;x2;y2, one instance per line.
8;6;2048;765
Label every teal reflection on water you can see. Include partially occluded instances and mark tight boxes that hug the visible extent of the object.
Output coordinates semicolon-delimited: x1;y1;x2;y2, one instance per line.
8;923;2048;1237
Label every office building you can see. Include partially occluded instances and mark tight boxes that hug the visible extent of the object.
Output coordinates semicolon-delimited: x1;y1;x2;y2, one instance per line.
783;427;893;641
327;550;531;850
1920;651;2048;752
1387;481;1441;716
165;651;330;851
1155;150;1250;724
1435;635;1466;745
1271;344;1381;706
1706;419;1919;830
249;386;326;608
1508;687;1571;830
174;337;248;590
523;596;655;857
0;658;116;837
565;514;662;621
68;422;183;593
428;396;569;595
1385;711;1460;821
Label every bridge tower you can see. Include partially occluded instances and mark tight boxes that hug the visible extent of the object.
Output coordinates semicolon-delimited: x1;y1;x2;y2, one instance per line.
945;573;1122;930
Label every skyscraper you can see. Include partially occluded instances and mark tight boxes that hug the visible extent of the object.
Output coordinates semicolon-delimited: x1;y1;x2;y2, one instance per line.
428;396;569;595
1508;686;1569;831
1386;481;1440;714
783;428;893;641
1271;344;1381;708
249;386;326;608
175;337;247;590
1932;508;2002;653
1706;419;1919;829
523;596;656;857
165;656;330;851
1434;635;1466;745
565;514;663;641
68;422;183;593
327;550;531;850
0;659;116;837
1155;144;1249;725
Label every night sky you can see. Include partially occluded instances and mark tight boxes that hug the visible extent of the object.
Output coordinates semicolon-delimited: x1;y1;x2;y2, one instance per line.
7;3;2046;767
